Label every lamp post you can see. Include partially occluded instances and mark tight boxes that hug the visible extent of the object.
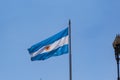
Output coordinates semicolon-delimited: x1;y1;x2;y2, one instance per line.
113;35;120;80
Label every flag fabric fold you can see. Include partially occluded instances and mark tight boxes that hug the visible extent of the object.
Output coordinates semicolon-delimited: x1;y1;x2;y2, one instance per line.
28;27;69;61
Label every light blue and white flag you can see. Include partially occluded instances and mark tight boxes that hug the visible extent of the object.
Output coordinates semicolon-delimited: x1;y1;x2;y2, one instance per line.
28;27;69;61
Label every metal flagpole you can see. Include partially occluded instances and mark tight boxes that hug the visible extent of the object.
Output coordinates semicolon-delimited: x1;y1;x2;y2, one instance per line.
68;19;72;80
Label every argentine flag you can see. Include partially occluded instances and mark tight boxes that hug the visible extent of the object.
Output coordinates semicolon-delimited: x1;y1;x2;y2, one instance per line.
28;27;69;61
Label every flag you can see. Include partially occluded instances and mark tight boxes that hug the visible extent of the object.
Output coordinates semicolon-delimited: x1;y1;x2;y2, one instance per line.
28;27;69;61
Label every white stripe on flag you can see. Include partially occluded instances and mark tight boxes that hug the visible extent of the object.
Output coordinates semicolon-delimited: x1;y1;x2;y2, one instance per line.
31;35;69;57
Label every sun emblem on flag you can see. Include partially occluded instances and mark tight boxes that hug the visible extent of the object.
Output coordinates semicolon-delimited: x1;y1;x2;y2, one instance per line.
45;46;50;51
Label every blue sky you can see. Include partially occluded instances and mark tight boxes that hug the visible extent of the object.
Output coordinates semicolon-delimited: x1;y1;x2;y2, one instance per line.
0;0;120;80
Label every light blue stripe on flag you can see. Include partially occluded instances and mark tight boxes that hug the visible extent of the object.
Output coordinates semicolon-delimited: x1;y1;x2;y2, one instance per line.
28;27;69;61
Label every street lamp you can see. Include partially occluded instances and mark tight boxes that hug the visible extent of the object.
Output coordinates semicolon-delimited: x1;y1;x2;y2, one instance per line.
113;34;120;80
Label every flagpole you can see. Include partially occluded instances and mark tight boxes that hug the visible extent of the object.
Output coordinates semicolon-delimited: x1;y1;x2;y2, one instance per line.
68;19;72;80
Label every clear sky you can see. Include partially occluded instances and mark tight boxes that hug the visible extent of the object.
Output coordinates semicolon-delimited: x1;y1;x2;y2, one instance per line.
0;0;120;80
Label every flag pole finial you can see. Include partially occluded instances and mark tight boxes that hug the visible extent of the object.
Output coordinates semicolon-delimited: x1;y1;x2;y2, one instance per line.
69;19;71;26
